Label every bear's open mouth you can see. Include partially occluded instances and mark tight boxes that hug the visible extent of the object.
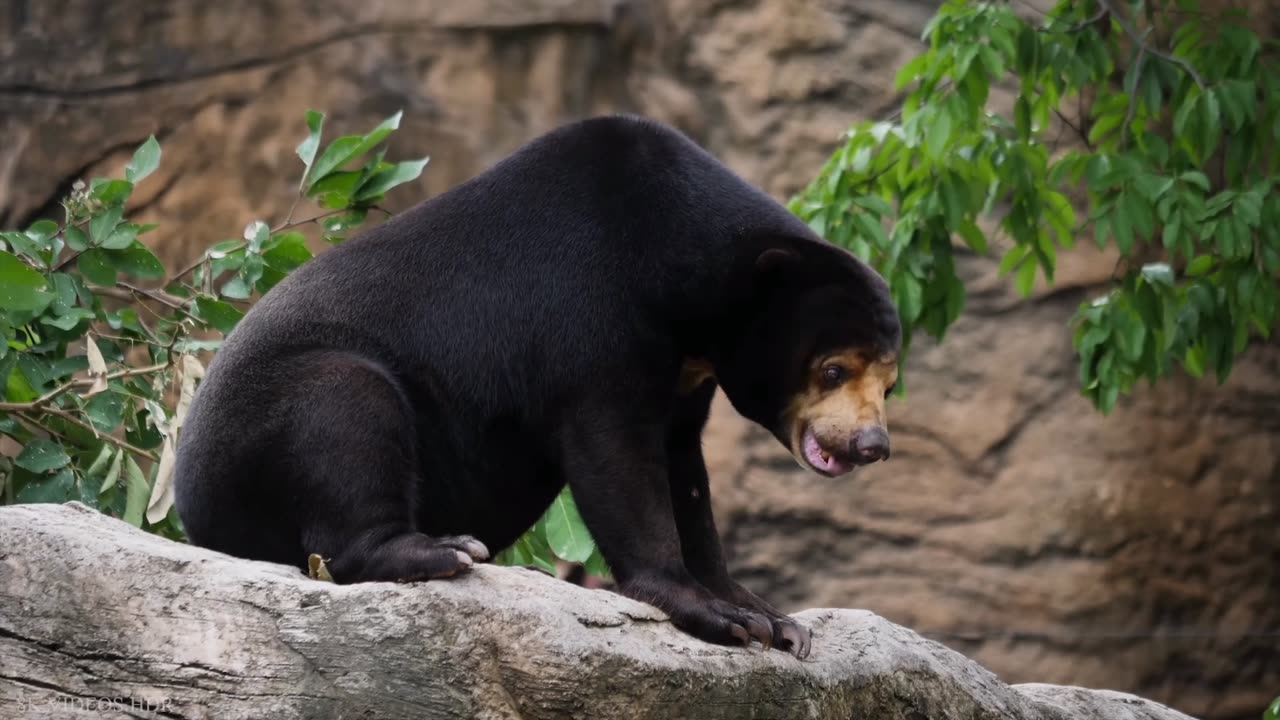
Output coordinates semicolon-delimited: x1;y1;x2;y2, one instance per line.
800;427;855;477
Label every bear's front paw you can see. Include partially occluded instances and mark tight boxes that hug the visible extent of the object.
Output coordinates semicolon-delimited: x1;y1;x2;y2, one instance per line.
768;615;812;660
719;582;812;659
432;534;491;562
674;598;776;651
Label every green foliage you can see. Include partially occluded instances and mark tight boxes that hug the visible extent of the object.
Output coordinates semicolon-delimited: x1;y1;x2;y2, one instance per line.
789;0;1280;412
494;487;611;579
0;109;608;580
1265;695;1280;720
0;111;427;541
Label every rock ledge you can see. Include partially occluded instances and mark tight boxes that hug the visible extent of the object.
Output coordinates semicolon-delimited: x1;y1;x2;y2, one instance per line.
0;503;1196;720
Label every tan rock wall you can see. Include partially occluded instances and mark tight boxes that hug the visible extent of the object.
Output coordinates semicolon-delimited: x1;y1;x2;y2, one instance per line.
1;2;1275;718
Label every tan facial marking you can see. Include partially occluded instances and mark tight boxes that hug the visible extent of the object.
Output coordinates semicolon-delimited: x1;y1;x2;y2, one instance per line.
677;357;716;395
784;349;898;470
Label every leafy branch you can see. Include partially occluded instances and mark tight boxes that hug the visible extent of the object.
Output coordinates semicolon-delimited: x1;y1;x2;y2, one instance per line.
0;110;429;535
789;0;1279;412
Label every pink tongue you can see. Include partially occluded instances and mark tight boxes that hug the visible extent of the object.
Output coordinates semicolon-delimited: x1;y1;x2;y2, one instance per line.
803;429;853;475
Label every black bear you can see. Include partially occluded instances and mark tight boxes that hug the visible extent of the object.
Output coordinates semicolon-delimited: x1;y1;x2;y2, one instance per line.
174;115;901;659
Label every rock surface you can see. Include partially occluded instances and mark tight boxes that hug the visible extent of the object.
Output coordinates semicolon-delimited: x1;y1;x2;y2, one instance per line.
0;2;1276;718
0;503;1199;720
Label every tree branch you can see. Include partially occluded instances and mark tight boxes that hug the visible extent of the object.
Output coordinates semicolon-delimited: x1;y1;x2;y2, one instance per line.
1096;0;1206;90
0;363;169;413
14;409;160;462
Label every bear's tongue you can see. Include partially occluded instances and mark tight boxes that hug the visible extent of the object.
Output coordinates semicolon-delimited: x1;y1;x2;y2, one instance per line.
802;428;853;476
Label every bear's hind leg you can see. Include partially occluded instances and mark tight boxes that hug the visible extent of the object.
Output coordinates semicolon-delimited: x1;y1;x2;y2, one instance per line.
286;354;489;584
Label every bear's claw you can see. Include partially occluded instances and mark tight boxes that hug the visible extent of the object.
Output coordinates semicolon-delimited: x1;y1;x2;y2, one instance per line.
435;535;490;562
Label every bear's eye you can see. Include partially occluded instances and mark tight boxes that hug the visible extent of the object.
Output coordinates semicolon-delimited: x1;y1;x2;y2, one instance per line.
820;365;847;389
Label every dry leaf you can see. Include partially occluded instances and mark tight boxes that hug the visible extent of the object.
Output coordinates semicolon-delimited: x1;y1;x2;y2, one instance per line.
175;354;206;431
308;554;335;582
145;435;177;524
84;335;109;397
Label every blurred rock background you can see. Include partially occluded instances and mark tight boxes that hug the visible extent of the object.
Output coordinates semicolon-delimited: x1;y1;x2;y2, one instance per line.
1;1;1276;718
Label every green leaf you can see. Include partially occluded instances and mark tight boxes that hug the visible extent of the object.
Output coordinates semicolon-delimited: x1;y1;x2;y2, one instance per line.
925;108;952;160
244;220;270;253
15;439;71;473
240;254;264;288
296;110;326;183
77;249;118;287
894;271;924;324
894;53;930;91
64;226;89;252
15;467;78;504
1199;88;1221;157
957;221;988;254
101;223;138;250
125;136;162;183
1015;256;1038;296
108;242;166;280
1088;111;1125;146
85;391;127;433
262;233;313;273
943;274;965;324
26;220;58;242
355;158;429;202
544;488;595;563
91;179;133;207
0;251;53;312
85;443;114;478
1185;255;1214;277
220;275;252;301
1112;197;1135;254
41;308;94;331
1180;171;1210;192
998;244;1028;277
308;171;364;208
195;297;246;334
1099;383;1119;414
308;111;403;187
2;230;43;263
583;548;612;579
1184;344;1206;378
100;449;124;494
1015;24;1039;75
123;455;150;528
322;209;367;234
1015;96;1032;138
89;206;124;245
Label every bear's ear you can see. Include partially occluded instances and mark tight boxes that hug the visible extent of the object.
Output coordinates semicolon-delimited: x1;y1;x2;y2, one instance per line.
754;247;798;275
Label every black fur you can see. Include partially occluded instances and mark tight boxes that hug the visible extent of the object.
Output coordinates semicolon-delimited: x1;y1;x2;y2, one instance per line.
174;115;900;658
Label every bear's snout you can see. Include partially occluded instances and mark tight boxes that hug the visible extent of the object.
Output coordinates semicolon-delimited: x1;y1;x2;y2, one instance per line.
851;426;890;464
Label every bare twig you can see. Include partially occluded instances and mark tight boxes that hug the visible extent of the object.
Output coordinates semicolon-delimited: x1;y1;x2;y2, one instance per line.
53;250;85;273
171;207;352;282
271;207;349;233
1066;5;1109;33
1096;0;1206;90
171;246;239;283
280;192;303;230
17;409;159;462
1053;108;1093;149
118;282;188;312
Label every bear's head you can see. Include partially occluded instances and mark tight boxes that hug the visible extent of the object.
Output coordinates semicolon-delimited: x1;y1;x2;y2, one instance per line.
713;238;902;478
